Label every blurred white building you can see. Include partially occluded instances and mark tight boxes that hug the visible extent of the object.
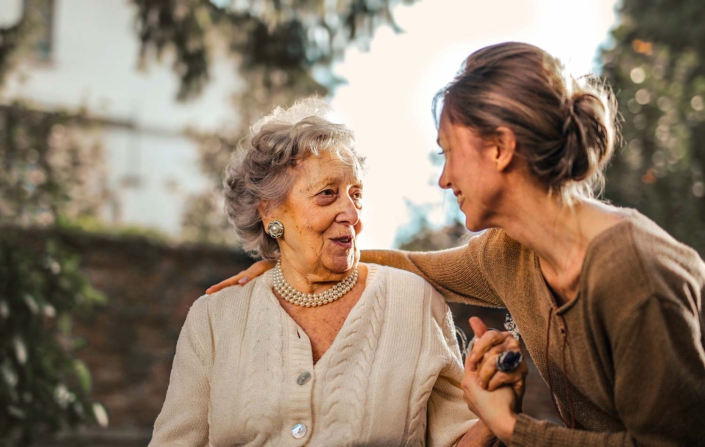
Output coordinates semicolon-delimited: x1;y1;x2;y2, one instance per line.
2;0;241;236
1;0;619;248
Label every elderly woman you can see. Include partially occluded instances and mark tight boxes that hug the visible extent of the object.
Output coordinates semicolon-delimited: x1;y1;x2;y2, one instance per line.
149;99;508;446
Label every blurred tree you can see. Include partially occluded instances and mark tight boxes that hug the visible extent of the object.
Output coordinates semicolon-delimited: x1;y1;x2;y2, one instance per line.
133;0;417;245
0;103;108;446
397;221;469;252
134;0;417;100
394;197;470;251
0;103;110;227
601;0;705;255
0;0;54;90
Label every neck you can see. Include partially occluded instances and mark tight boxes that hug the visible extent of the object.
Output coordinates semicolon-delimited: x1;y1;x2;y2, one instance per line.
501;194;587;273
278;257;357;295
490;186;626;301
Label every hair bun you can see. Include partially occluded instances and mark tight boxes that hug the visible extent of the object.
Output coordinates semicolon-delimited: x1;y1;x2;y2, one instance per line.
560;88;615;184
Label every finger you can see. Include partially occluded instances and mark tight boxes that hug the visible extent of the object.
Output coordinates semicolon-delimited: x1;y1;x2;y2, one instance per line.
475;343;509;376
469;316;488;339
464;349;479;376
205;260;276;294
205;276;242;294
502;334;522;352
513;378;525;399
486;371;512;391
253;260;276;275
475;336;522;370
480;347;527;391
476;352;500;389
468;330;508;367
486;367;525;391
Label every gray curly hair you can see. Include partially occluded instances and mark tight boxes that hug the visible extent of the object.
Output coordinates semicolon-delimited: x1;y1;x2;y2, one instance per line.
224;98;365;260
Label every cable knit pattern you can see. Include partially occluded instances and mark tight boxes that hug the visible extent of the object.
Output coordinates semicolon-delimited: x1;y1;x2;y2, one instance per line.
320;274;385;442
241;287;284;439
406;370;438;446
149;264;478;447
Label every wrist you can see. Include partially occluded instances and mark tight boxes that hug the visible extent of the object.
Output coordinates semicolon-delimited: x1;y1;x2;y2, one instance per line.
491;412;517;445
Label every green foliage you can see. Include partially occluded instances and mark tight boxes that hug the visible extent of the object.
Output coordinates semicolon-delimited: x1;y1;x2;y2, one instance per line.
56;215;172;244
0;0;54;92
601;0;705;255
0;101;109;227
0;233;107;446
134;0;417;100
0;102;109;445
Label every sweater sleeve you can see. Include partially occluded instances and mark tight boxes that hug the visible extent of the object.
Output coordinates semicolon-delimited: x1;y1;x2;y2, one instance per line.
426;292;485;447
510;414;632;446
361;232;504;308
511;294;705;447
149;296;212;447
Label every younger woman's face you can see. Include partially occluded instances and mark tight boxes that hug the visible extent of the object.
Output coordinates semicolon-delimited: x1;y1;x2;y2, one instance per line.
437;114;504;232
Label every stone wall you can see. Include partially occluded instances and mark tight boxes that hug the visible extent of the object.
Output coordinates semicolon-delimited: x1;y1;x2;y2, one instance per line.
26;229;557;445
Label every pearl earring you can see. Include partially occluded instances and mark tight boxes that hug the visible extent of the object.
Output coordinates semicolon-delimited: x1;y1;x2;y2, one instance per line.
267;220;284;238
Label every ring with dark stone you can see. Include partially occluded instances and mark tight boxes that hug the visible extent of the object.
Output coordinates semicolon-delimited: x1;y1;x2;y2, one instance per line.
496;351;523;373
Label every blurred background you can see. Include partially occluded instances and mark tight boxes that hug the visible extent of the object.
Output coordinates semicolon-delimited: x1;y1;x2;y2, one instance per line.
1;0;704;445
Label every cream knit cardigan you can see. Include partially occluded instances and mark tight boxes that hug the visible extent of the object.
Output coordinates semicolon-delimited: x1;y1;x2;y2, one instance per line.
149;264;477;446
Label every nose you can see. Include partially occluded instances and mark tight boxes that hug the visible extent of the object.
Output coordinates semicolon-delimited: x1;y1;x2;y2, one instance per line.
438;164;451;190
335;194;361;226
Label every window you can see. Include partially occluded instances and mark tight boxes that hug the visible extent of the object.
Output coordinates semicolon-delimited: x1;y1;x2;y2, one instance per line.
25;0;55;62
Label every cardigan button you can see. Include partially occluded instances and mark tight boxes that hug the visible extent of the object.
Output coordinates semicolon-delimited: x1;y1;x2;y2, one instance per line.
292;423;307;438
297;371;311;385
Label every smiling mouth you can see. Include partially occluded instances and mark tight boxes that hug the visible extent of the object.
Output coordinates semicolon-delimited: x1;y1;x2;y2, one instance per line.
331;236;354;247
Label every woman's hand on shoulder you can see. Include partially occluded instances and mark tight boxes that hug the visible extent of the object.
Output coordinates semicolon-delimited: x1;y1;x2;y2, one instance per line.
205;260;276;294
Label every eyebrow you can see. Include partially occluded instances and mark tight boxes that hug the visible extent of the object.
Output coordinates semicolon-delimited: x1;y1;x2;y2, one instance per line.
308;175;363;192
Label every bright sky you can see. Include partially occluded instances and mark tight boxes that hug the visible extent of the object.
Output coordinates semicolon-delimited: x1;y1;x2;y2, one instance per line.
331;0;619;249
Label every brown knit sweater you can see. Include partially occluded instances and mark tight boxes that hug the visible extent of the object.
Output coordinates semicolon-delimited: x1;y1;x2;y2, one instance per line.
362;210;705;446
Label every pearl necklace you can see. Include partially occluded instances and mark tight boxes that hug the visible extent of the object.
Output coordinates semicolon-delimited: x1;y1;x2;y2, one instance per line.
273;260;359;307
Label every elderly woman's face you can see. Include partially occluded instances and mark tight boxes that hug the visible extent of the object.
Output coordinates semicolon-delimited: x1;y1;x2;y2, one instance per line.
272;150;363;276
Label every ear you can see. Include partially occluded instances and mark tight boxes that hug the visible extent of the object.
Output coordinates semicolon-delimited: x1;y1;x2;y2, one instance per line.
492;127;517;172
257;200;272;223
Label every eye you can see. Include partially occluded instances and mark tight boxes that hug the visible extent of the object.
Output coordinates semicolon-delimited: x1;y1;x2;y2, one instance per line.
320;189;335;196
352;191;363;200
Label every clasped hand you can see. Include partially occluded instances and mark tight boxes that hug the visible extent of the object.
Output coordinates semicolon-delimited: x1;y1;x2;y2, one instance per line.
461;316;527;444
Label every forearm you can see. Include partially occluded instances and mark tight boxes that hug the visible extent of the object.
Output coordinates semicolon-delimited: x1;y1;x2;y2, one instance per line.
456;420;499;447
362;248;504;308
510;414;633;447
361;249;419;272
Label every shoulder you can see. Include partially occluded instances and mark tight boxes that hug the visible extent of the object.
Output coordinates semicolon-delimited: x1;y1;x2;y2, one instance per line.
376;263;430;285
473;228;533;273
372;264;439;298
202;279;257;310
371;264;450;322
584;210;705;309
186;277;260;332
